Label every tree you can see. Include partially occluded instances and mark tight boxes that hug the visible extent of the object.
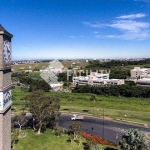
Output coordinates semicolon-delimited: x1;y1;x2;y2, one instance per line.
12;113;28;131
29;80;51;92
69;121;82;140
125;81;136;86
25;90;60;134
119;128;149;150
90;95;97;103
84;136;97;150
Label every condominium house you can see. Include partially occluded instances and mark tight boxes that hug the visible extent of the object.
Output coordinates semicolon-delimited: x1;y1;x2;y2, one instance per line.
140;74;150;79
136;78;150;85
73;72;124;86
130;67;150;85
105;79;124;85
130;67;150;78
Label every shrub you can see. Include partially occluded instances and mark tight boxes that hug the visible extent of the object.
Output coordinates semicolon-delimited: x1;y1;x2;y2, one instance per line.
81;132;117;147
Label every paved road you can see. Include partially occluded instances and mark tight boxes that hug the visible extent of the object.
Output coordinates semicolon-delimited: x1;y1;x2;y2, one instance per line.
59;113;150;144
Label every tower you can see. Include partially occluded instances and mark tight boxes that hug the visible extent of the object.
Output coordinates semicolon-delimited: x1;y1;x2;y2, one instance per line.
0;25;13;150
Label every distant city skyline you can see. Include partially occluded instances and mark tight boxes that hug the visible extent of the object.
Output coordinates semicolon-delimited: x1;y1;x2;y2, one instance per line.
1;0;150;60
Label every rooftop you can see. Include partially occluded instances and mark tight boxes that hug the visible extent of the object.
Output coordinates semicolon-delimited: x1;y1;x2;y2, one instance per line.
0;24;13;37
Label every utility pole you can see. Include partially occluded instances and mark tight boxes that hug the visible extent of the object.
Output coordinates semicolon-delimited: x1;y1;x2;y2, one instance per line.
102;108;104;149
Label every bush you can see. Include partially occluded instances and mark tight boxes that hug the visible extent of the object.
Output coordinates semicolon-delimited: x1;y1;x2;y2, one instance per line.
81;132;117;147
12;86;16;89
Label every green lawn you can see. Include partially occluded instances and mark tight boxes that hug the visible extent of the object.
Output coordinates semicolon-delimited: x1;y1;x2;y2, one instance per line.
14;129;84;150
27;72;41;78
126;64;150;69
14;129;119;150
12;86;150;126
12;60;89;72
12;62;49;72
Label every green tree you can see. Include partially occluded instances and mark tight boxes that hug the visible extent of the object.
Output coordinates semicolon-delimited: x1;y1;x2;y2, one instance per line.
90;95;97;103
29;80;51;92
69;121;82;140
13;113;28;131
25;90;60;134
119;128;149;150
125;81;136;86
84;136;97;150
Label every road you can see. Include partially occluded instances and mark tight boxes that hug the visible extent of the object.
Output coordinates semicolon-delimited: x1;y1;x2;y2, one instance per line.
59;113;150;144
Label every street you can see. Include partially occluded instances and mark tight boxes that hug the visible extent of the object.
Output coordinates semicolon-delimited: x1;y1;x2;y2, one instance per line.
59;113;150;144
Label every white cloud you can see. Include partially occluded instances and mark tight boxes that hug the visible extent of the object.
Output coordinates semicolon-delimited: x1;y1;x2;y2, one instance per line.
80;35;88;38
93;31;99;34
69;36;76;38
117;13;146;19
108;20;149;33
134;0;150;3
105;30;150;40
120;30;150;40
83;13;150;40
82;22;103;28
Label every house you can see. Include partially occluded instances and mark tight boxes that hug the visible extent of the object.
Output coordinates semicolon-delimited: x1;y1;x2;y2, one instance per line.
73;72;124;86
130;67;150;78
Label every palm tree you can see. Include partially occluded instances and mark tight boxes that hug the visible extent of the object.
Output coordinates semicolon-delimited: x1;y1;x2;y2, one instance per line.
119;128;149;150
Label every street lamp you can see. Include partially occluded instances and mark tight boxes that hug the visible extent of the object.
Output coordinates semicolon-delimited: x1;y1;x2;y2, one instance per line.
102;108;104;148
91;127;94;135
116;133;118;145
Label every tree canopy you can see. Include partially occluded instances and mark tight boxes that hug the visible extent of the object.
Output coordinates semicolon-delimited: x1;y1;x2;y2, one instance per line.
119;128;149;150
72;85;150;98
25;90;60;134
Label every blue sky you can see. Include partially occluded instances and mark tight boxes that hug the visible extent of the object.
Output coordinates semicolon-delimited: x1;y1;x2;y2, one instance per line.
0;0;150;60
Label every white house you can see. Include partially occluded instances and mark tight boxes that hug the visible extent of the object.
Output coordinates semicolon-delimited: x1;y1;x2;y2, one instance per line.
130;67;150;78
73;72;124;86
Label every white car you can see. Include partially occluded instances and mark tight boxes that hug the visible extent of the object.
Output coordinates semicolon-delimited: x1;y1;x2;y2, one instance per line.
71;114;84;120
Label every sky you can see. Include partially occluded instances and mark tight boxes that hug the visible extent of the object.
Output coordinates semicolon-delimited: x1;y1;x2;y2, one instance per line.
0;0;150;60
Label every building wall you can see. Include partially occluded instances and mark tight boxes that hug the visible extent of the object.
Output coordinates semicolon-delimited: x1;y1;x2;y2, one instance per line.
0;72;3;90
131;70;142;78
0;107;11;150
0;36;3;69
0;30;12;150
148;68;150;74
140;75;150;79
0;70;11;90
118;80;125;85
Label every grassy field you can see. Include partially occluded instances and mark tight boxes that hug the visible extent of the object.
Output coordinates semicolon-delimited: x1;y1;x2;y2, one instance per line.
13;129;119;150
12;61;150;73
12;60;89;72
126;64;150;69
14;129;84;150
12;86;150;126
27;72;41;78
12;62;49;72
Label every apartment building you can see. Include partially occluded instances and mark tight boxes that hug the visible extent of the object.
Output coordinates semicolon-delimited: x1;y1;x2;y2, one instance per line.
136;78;150;85
130;67;150;78
73;72;124;86
130;67;150;85
140;74;150;79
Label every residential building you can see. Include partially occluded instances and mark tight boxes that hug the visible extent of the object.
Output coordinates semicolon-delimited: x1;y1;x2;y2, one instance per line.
130;67;149;78
73;72;124;86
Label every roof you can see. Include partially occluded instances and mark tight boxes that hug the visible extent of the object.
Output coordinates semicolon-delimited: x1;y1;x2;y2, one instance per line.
0;24;13;37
